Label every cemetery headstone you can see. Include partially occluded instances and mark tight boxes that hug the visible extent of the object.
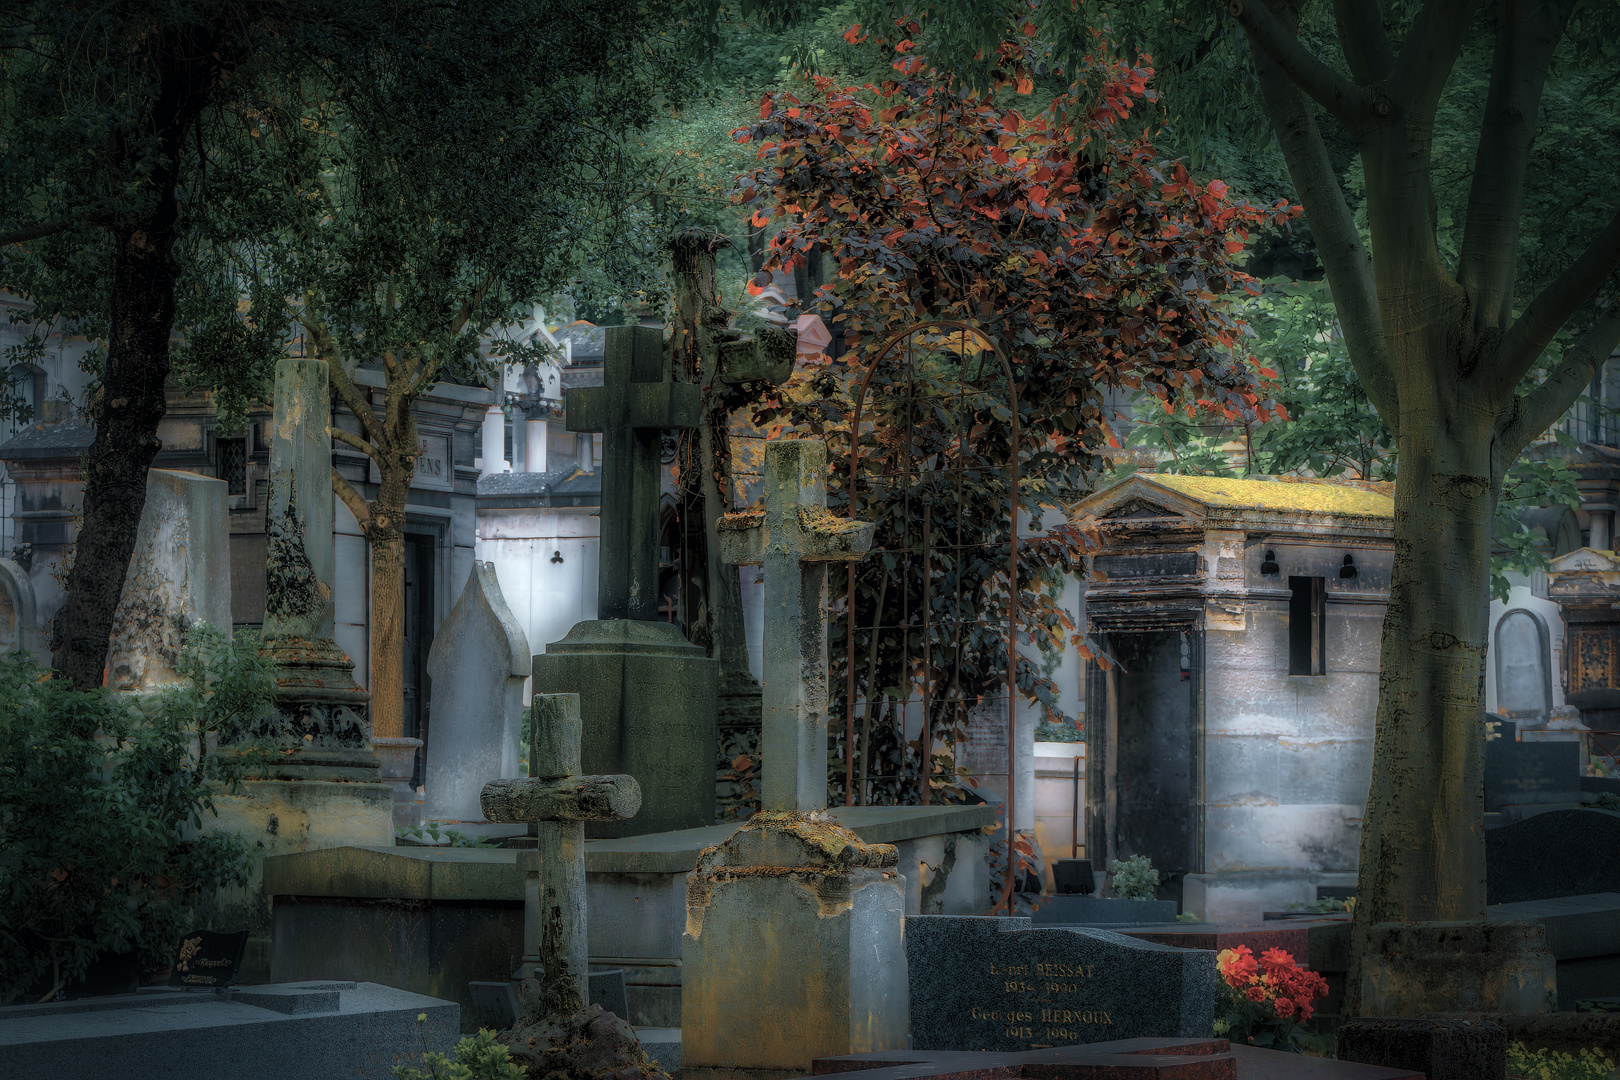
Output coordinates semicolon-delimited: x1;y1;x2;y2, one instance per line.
106;469;232;691
168;928;250;989
1484;729;1581;812
1495;610;1552;721
480;693;640;1017
1486;808;1620;903
424;562;530;822
532;323;718;836
682;438;899;1074
716;437;876;811
905;914;1216;1051
0;555;41;661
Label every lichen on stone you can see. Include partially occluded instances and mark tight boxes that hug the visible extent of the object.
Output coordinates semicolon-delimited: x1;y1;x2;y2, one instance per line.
717;509;765;533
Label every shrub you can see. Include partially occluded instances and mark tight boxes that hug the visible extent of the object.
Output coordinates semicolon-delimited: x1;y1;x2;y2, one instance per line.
1507;1042;1615;1080
1109;855;1159;900
1212;945;1330;1052
0;625;274;1004
393;1023;524;1080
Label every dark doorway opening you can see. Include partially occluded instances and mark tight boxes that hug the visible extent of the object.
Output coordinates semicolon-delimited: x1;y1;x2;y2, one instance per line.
402;533;436;789
1100;630;1201;905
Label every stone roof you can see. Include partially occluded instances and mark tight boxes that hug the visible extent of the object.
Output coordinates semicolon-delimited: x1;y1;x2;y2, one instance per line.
553;321;605;363
1141;474;1395;518
0;416;97;461
476;467;599;508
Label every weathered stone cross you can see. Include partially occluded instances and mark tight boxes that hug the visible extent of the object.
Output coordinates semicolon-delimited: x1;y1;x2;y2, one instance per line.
565;325;701;621
718;439;875;812
481;693;640;1015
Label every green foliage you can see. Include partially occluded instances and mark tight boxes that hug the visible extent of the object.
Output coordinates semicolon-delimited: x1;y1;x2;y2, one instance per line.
393;1025;524;1080
1506;1042;1616;1080
1034;718;1083;743
1109;855;1159;901
396;824;499;850
1176;911;1200;923
0;624;275;1005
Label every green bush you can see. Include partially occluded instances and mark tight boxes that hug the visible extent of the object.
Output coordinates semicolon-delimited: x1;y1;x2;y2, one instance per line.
1109;855;1159;900
1507;1041;1615;1080
394;1024;524;1080
0;625;274;1004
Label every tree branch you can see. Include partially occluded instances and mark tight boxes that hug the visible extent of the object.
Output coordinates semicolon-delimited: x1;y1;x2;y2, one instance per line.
1390;0;1485;117
1499;307;1620;461
1493;206;1620;394
1230;0;1370;127
331;469;372;535
331;426;380;463
449;273;496;338
1331;0;1394;84
1457;0;1567;333
1250;31;1401;432
0;218;74;247
307;310;382;445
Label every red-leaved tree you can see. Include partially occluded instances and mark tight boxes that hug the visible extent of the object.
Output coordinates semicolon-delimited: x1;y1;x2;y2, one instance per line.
736;24;1291;902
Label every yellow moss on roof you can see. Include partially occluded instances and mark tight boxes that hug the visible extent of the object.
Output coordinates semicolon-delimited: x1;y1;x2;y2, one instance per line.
1142;474;1395;518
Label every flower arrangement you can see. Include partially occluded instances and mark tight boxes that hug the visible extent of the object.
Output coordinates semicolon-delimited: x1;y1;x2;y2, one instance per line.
1211;945;1330;1052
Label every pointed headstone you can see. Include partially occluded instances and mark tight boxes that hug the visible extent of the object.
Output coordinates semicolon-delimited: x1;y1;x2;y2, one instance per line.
0;555;41;662
106;469;233;691
425;562;531;822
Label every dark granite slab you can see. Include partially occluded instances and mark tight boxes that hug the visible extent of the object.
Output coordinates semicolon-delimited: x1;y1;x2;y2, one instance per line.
1485;737;1581;810
906;916;1215;1052
1115;920;1344;963
811;1038;1423;1079
1485;808;1620;903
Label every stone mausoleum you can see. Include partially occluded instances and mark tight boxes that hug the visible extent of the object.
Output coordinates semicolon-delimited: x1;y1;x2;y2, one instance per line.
1070;472;1395;922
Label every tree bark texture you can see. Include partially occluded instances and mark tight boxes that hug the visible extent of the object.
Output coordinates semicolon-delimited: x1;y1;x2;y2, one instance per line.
51;33;226;688
366;394;417;741
1231;0;1620;1015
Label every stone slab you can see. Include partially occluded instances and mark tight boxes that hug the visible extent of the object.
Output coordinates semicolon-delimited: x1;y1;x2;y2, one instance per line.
1031;897;1177;925
1486;809;1620;903
1486;738;1582;810
811;1040;1423;1079
0;981;457;1080
1114;920;1340;963
905;916;1215;1052
1337;1018;1505;1080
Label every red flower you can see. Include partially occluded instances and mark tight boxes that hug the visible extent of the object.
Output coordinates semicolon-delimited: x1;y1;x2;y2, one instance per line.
1245;985;1268;1003
1273;995;1297;1018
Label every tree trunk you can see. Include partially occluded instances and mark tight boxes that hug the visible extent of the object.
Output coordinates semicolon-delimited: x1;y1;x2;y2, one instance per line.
50;44;213;688
367;410;416;741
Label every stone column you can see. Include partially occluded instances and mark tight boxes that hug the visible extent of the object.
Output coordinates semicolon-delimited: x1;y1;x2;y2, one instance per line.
525;418;547;474
481;404;508;478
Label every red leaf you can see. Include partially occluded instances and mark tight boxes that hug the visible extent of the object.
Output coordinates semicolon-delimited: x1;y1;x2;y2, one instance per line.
843;23;863;44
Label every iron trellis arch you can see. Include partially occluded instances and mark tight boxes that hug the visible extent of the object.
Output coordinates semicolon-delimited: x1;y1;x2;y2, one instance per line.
842;319;1023;911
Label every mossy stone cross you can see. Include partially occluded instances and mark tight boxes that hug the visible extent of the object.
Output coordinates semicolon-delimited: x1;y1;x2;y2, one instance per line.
481;693;640;1016
718;439;875;813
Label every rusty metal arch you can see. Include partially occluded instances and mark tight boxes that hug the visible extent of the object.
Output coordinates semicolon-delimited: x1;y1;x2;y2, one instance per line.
841;319;1023;910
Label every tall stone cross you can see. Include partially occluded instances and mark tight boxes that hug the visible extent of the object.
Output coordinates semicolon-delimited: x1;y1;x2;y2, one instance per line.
718;439;875;812
565;325;700;621
481;694;640;1016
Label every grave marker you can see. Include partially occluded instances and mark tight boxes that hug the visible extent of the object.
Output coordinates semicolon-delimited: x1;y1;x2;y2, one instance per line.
168;928;250;989
481;693;640;1017
905;915;1216;1052
717;437;875;810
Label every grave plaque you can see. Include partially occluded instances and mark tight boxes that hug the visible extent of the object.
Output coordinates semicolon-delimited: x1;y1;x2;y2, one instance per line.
906;915;1215;1052
168;928;250;989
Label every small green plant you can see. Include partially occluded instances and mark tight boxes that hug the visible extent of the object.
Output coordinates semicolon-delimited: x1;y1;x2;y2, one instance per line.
0;625;275;1004
396;823;500;849
1286;897;1354;914
393;1017;524;1080
1034;717;1084;743
1109;855;1159;901
1177;912;1201;923
1506;1041;1615;1080
1593;791;1620;812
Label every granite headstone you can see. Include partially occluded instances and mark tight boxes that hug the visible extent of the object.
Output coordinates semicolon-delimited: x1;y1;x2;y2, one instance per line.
168;928;250;989
1486;808;1620;904
1484;729;1581;811
906;914;1215;1052
424;562;530;823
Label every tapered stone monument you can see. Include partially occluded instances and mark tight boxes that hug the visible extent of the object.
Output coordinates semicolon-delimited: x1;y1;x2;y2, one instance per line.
531;324;719;836
208;359;392;960
682;438;909;1076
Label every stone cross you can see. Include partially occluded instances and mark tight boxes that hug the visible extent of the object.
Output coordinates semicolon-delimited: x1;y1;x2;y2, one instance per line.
481;693;641;1016
565;325;700;621
718;439;875;812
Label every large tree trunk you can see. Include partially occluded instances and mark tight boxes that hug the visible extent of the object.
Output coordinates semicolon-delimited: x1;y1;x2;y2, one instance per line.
367;408;417;741
51;42;216;688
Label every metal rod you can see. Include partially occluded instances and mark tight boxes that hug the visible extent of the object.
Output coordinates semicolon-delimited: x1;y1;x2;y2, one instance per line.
1072;755;1081;860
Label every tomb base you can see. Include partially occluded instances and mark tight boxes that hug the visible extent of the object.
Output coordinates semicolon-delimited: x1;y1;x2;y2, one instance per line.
532;619;717;836
1358;920;1557;1015
681;813;908;1073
